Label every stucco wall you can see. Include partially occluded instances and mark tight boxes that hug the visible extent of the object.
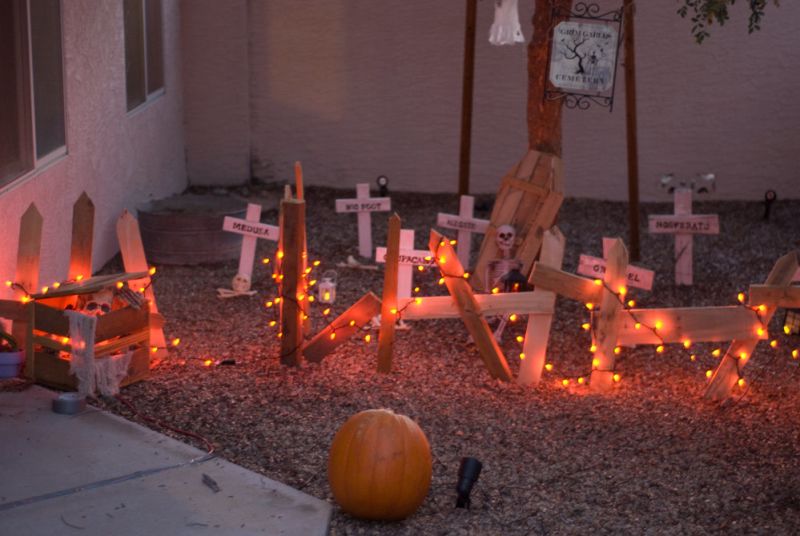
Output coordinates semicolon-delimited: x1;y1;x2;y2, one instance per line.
242;0;799;200
0;0;186;298
181;0;250;185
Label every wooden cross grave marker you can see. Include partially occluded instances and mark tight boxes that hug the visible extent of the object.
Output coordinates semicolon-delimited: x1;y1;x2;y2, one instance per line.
436;195;489;268
529;238;781;396
375;229;436;299
219;202;280;298
648;188;719;286
577;237;656;292
335;183;391;258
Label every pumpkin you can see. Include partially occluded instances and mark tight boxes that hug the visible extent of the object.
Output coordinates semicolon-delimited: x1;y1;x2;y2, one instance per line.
328;408;432;520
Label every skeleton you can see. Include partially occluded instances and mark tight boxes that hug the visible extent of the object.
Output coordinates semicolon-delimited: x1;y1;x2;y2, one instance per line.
217;272;258;298
486;224;524;342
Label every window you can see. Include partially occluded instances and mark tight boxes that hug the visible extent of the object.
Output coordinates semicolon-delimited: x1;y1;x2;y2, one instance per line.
124;0;163;111
0;0;66;188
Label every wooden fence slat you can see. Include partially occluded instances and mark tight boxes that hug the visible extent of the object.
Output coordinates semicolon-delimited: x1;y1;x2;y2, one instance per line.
377;214;401;373
303;292;382;363
519;227;565;386
69;192;95;281
705;251;799;400
429;230;512;382
13;203;42;379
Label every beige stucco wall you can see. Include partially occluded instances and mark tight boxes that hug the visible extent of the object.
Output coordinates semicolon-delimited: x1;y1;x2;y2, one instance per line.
240;0;799;200
0;0;186;297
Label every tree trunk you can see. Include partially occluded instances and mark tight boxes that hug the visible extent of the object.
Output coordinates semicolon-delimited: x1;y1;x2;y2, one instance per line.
527;0;573;156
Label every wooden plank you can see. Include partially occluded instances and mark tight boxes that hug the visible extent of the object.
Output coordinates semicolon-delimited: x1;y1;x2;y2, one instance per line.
529;263;602;305
515;190;565;278
94;329;149;357
648;214;720;235
69;192;95;281
32;303;70;336
279;199;305;367
13;204;43;370
397;291;554;321
429;230;512;381
304;292;382;363
377;214;401;373
0;300;28;322
590;239;628;392
747;285;800;309
616;306;765;345
294;161;304;200
117;210;166;358
674;189;693;285
30;271;148;299
705;251;799;401
519;227;565;386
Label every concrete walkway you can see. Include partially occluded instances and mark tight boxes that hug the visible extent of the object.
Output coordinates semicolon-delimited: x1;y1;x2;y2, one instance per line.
0;386;331;535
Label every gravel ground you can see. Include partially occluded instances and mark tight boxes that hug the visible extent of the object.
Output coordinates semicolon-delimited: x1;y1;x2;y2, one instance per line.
53;186;800;534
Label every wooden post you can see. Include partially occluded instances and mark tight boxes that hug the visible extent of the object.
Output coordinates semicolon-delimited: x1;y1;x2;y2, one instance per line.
705;251;799;401
458;0;477;196
294;162;311;334
117;210;168;360
13;204;42;380
279;199;306;367
69;193;94;281
590;239;628;392
304;293;382;363
429;230;512;381
623;0;640;262
518;227;565;386
377;214;401;373
294;161;304;200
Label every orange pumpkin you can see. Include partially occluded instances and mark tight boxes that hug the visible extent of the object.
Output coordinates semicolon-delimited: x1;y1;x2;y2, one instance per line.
328;408;432;520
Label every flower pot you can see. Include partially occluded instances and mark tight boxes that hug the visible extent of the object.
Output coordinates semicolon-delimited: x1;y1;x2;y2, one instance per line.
0;350;24;378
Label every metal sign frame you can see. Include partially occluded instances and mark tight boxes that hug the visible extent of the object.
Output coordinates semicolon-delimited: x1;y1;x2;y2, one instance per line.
544;2;625;111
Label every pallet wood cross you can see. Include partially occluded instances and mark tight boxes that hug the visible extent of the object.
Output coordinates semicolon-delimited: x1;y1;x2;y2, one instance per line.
436;195;489;268
117;210;168;361
577;237;655;291
219;202;280;297
705;251;799;400
648;188;719;286
375;229;436;298
335;184;391;258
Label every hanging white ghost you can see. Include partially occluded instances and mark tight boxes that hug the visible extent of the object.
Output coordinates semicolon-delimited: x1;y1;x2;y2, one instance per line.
489;0;525;46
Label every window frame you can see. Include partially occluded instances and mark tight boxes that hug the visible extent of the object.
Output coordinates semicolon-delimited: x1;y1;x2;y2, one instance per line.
124;0;165;114
0;0;68;194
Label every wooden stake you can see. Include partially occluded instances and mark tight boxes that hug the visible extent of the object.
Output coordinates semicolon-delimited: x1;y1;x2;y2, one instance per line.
377;214;401;373
623;0;640;261
304;292;382;363
279;199;306;367
294;161;304;201
705;251;799;401
429;230;512;381
458;0;477;196
117;210;167;360
13;203;42;379
519;227;565;386
590;239;628;392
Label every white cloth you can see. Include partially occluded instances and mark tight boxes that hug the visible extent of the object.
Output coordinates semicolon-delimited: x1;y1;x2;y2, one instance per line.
489;0;525;46
65;310;131;397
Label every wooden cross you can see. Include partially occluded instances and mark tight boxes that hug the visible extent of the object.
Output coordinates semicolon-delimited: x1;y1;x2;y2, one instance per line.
436;195;489;268
577;237;655;291
375;229;436;298
648;188;719;286
220;202;279;297
335;183;391;258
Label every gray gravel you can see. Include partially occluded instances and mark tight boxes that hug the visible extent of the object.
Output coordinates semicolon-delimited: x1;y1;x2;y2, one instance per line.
94;185;800;535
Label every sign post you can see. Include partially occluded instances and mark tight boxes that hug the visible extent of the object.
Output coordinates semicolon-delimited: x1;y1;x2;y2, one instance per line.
648;189;719;286
335;184;391;258
436;195;489;268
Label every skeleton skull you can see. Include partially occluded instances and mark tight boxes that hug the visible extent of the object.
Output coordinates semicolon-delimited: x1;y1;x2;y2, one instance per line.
495;224;516;257
231;273;252;293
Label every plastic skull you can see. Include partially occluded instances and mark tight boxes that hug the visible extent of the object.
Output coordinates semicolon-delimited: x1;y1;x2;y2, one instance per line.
231;273;251;293
495;224;516;257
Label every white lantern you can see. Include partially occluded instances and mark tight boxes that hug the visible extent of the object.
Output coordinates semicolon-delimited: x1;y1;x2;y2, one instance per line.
318;270;338;304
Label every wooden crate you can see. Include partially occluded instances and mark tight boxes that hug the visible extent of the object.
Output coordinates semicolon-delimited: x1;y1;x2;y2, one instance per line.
26;300;151;391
